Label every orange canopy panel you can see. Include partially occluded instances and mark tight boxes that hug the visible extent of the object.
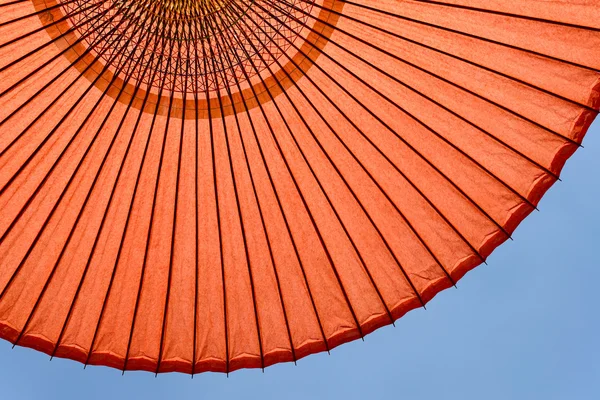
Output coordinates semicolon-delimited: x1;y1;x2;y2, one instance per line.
0;0;598;374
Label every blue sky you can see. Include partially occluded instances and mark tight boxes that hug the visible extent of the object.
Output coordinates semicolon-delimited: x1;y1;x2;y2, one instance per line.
0;120;598;399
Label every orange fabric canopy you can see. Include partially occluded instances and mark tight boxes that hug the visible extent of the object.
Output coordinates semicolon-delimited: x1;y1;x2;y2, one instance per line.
0;0;598;374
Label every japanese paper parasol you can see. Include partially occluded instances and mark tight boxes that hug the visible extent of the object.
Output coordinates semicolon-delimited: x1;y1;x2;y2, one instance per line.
0;0;598;375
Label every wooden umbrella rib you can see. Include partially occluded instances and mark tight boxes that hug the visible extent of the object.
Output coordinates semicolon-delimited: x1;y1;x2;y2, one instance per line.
83;1;173;369
412;0;600;32
226;3;467;287
281;2;589;154
0;7;153;334
207;4;300;365
240;0;488;276
153;54;178;375
247;3;456;289
221;3;455;301
0;1;104;49
256;5;586;157
203;2;267;371
0;0;32;8
0;0;87;28
50;18;165;360
122;12;179;375
191;4;201;377
264;2;543;222
197;0;230;374
155;13;188;376
1;0;159;73
0;2;134;162
0;3;117;110
0;2;119;75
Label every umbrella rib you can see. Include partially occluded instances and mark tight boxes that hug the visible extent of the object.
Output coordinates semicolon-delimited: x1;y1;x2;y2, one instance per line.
270;0;587;178
191;8;201;377
252;3;475;280
252;0;526;238
204;2;266;371
1;1;158;78
0;0;31;8
214;4;328;364
82;23;171;369
197;5;230;375
265;8;548;230
122;14;179;375
0;2;119;75
10;11;159;350
0;0;106;49
225;2;369;336
0;0;86;28
0;2;121;127
413;0;600;32
155;21;186;377
314;0;600;74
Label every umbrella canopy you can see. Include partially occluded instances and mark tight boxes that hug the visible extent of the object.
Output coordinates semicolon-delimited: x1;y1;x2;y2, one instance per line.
0;0;598;375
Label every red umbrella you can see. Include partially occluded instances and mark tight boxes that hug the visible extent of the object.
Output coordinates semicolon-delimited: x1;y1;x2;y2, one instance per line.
0;0;598;375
